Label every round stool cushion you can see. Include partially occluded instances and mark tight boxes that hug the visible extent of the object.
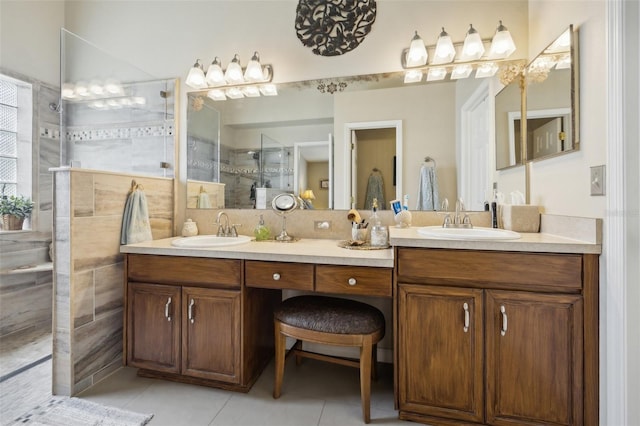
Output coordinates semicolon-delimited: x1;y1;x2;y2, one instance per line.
274;295;385;335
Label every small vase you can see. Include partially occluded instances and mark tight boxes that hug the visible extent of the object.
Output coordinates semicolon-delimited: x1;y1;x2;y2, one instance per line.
2;214;24;231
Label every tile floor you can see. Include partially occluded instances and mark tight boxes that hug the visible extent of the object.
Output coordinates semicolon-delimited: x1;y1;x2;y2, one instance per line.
1;331;408;426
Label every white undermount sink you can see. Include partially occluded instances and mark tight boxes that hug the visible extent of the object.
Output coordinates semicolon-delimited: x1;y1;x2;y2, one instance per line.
171;235;252;248
417;226;521;241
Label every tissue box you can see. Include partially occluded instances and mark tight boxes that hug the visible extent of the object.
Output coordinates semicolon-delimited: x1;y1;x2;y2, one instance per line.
500;205;541;232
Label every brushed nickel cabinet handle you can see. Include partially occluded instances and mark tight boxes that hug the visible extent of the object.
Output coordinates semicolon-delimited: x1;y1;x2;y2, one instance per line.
463;302;469;333
188;299;195;324
500;305;508;336
273;273;281;281
165;297;172;322
348;278;357;286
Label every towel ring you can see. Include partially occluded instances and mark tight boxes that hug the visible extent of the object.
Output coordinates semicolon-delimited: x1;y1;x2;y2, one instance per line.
423;156;436;168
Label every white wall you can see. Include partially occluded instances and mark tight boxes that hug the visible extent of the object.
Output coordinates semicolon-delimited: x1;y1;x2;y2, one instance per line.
527;1;606;218
0;1;65;86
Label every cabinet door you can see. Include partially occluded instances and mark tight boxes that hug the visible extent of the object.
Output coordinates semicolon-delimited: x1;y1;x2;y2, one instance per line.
398;284;484;423
182;287;241;383
127;282;181;373
485;290;583;426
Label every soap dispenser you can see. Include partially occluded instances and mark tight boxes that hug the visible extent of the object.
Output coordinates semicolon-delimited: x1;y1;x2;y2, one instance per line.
254;214;271;241
369;199;388;247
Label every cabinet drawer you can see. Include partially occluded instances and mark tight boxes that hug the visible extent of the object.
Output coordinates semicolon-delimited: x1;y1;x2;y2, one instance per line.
245;260;314;291
397;248;583;291
127;254;241;288
316;265;392;297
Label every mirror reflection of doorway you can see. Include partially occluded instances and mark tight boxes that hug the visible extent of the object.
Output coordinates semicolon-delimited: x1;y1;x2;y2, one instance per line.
346;120;403;210
353;129;395;210
293;135;333;209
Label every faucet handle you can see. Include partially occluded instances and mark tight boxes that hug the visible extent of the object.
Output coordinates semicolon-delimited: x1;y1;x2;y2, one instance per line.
441;198;449;211
230;224;241;237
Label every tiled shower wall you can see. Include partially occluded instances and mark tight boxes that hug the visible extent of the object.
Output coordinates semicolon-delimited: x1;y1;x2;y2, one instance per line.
52;168;173;395
0;69;59;340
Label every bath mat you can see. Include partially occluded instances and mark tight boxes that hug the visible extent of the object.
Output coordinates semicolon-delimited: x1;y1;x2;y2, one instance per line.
10;396;153;425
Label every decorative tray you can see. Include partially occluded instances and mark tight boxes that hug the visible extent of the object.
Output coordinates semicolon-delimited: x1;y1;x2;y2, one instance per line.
337;240;391;250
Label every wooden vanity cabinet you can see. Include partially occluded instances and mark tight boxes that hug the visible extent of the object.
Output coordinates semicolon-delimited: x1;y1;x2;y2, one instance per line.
125;254;280;391
396;248;598;426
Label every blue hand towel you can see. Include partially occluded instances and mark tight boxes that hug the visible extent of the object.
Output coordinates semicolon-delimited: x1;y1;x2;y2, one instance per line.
120;187;153;245
416;164;440;211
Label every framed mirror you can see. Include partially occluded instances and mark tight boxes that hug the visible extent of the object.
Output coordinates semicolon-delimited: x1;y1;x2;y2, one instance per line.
186;65;521;212
525;25;579;162
495;74;524;170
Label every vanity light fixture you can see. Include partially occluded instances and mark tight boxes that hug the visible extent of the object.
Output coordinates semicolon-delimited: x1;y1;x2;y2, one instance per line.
475;62;499;78
60;78;145;110
405;31;428;67
489;20;516;58
186;60;206;88
461;24;485;60
224;54;244;85
433;28;455;64
450;64;472;79
205;57;225;87
404;69;423;83
400;20;518;84
426;67;447;81
186;52;276;100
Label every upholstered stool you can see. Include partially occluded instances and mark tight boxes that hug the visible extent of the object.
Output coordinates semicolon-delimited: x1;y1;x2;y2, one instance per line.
272;295;385;423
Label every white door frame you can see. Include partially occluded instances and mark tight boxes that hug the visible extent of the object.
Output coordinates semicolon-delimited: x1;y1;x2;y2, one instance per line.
343;120;403;209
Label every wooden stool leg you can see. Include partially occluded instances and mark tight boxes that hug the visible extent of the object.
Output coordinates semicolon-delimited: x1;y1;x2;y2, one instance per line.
371;343;378;381
360;336;373;424
273;321;286;399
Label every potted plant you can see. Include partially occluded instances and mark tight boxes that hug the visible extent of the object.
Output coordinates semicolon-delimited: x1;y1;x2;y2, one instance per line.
0;195;34;230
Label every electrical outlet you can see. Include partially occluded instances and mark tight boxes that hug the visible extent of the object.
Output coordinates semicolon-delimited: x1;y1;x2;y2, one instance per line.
314;221;331;231
590;165;606;196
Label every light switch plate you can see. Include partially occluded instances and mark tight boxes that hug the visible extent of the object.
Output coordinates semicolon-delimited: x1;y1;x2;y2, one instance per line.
590;165;606;196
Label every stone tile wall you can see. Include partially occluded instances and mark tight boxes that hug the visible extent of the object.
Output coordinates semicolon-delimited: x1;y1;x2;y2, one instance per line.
52;168;173;395
0;70;59;340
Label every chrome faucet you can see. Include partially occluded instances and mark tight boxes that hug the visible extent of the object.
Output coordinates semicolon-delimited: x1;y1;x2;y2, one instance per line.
215;211;240;237
442;198;473;228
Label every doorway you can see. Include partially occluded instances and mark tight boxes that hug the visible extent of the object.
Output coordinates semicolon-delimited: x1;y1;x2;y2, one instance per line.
344;121;403;210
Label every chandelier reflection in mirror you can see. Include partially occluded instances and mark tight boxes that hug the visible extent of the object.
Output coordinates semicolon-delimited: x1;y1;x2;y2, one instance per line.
401;20;518;84
185;52;277;101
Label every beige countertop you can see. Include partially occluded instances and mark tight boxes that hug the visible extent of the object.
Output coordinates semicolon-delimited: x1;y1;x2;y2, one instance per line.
389;226;602;254
121;217;601;265
121;237;394;268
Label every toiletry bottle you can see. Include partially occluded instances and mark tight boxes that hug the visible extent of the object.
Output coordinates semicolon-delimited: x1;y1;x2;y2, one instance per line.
491;192;498;228
370;199;388;247
254;214;271;241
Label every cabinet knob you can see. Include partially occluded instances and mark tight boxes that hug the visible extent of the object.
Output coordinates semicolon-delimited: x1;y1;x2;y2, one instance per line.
348;278;357;286
273;273;281;281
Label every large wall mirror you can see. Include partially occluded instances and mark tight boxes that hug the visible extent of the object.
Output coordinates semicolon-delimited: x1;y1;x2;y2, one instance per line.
186;72;472;211
525;25;579;162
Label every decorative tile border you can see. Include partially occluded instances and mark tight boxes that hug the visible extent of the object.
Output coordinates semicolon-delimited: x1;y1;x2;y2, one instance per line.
65;123;174;142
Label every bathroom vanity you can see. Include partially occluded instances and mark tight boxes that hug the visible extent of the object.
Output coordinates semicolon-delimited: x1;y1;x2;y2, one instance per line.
121;238;393;392
121;224;600;426
391;227;600;426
